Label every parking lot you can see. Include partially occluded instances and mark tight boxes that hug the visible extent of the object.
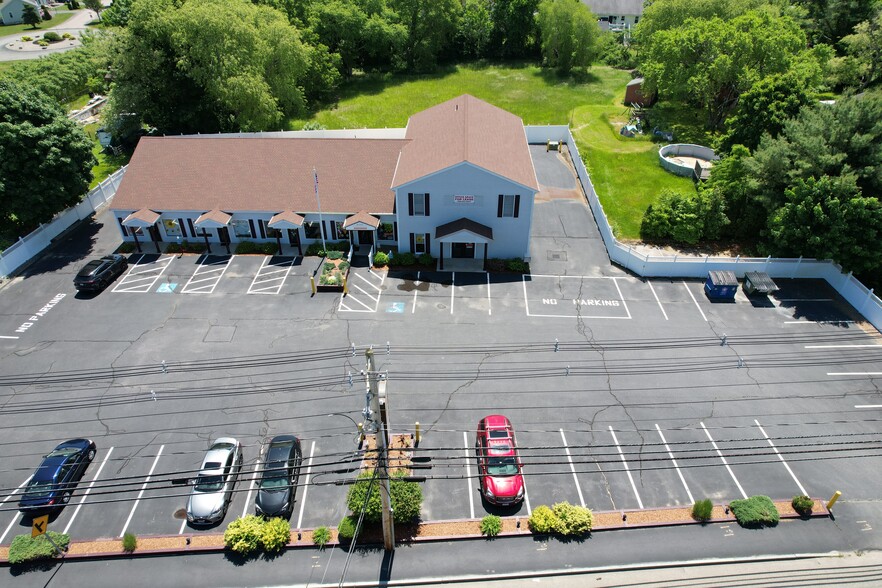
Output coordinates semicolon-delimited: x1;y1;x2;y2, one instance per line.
0;198;881;551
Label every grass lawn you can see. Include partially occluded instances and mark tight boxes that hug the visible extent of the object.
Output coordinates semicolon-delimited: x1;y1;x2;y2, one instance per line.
0;11;76;37
84;123;130;189
290;62;698;240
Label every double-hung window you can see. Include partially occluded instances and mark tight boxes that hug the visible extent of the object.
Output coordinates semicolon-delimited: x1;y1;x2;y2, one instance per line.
408;193;430;216
497;194;520;218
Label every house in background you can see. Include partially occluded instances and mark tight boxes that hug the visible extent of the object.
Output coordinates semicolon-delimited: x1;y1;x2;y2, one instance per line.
0;0;44;25
110;95;539;268
581;0;644;31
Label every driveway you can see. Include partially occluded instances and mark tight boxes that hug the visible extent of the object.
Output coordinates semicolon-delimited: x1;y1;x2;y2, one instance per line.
0;8;98;61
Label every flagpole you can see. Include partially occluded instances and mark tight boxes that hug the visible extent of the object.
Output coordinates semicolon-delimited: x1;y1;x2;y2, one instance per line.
313;167;327;252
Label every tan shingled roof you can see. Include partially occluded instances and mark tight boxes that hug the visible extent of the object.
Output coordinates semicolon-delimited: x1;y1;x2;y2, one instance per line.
392;95;539;191
112;137;407;215
343;210;380;229
268;210;305;228
195;209;232;227
122;208;161;226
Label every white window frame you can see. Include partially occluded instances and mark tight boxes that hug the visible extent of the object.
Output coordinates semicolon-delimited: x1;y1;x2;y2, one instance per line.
413;193;427;216
501;194;516;218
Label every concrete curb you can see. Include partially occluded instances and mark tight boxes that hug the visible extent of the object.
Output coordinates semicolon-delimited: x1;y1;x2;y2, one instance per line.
0;499;831;564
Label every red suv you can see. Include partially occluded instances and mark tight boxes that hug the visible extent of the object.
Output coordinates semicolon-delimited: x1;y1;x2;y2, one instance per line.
476;415;525;505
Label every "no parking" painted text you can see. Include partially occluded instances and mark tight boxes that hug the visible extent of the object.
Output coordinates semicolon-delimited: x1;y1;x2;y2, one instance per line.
15;293;65;333
542;298;620;306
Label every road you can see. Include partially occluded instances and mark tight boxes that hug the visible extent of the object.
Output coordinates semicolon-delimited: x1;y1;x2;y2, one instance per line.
0;8;99;62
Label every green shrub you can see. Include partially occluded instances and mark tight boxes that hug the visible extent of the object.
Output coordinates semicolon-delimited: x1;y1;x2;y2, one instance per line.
322;261;335;274
62;33;74;40
224;515;264;554
337;515;357;541
8;531;70;565
484;258;505;272
418;253;435;267
305;243;324;256
43;32;61;42
692;499;714;522
338;261;350;272
552;502;593;536
528;505;558;534
729;495;780;527
261;517;290;552
117;242;136;253
345;471;423;524
312;526;331;547
37;40;49;47
327;250;343;260
505;258;529;273
259;242;278;255
640;188;728;246
480;515;502;537
122;532;137;553
373;251;389;267
392;252;416;266
235;241;258;254
791;495;814;515
21;36;32;42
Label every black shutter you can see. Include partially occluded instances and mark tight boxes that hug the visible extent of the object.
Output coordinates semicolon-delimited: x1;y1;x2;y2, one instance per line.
187;218;196;236
330;221;338;240
425;233;431;256
497;195;504;217
393;222;398;241
409;233;415;252
178;218;187;237
258;219;266;239
425;194;430;216
248;219;256;238
513;195;520;218
408;193;414;216
117;217;128;237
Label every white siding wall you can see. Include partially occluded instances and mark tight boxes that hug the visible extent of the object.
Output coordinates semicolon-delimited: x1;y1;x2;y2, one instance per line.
394;163;536;259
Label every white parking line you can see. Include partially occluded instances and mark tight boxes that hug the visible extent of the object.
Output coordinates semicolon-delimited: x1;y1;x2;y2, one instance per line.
612;278;632;319
463;431;474;519
296;441;315;530
64;447;114;535
609;427;643;509
754;420;808;496
647;281;668;320
828;372;882;376
412;272;420;314
560;429;585;508
0;476;32;544
120;445;164;537
181;257;234;294
338;271;385;312
655;425;694;504
683;282;708;322
806;344;881;348
785;320;856;324
247;257;295;295
0;336;20;340
522;478;532;516
700;423;747;499
450;272;456;314
243;471;257;519
856;405;882;408
486;273;492;316
112;255;174;293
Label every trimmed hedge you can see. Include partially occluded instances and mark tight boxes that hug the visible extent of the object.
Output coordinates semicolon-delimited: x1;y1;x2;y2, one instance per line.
692;499;713;522
792;495;814;515
337;515;358;541
260;517;291;552
417;253;435;267
8;531;70;565
528;505;557;534
234;241;278;255
729;495;779;527
480;514;502;537
528;502;593;536
305;241;348;256
345;471;423;524
373;251;389;267
223;515;291;554
391;252;416;266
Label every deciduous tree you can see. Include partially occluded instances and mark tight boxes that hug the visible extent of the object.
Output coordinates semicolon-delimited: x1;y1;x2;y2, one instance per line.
537;0;601;74
488;0;539;58
0;80;95;232
388;0;459;71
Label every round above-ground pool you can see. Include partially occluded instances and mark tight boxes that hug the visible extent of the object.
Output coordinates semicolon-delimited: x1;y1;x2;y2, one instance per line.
658;144;719;179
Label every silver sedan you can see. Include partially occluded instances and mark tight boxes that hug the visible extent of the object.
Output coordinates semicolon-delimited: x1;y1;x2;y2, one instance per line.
186;438;243;525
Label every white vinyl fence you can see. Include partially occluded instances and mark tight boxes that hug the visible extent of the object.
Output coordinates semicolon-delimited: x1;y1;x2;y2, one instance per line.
525;125;882;331
0;166;127;278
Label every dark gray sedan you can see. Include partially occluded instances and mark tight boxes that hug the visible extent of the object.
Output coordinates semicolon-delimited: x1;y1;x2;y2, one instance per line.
255;435;302;518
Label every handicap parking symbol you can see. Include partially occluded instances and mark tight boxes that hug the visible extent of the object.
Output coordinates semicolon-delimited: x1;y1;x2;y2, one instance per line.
157;283;177;293
386;302;405;313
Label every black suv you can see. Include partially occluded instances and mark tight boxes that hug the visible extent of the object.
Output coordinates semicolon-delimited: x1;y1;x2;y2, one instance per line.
255;435;302;517
73;254;128;292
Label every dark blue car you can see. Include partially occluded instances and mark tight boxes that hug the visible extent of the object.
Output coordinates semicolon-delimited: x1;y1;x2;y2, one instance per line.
19;439;97;513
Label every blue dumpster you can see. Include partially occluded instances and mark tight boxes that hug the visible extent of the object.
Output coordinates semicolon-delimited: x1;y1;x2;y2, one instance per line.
704;270;738;300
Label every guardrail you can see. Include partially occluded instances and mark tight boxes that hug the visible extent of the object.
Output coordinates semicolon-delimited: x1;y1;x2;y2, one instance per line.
524;125;882;331
0;166;128;279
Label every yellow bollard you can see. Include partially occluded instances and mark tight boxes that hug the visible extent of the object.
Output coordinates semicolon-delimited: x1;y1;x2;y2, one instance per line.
343;276;348;295
415;421;421;445
310;275;316;295
357;422;364;443
827;490;842;509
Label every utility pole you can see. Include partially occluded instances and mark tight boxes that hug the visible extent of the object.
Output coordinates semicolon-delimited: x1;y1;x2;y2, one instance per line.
365;348;395;551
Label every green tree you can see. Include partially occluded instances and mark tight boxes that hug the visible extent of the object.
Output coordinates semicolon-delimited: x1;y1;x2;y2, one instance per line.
83;0;104;21
634;0;762;41
704;145;763;237
640;188;728;245
489;0;539;58
537;0;601;74
0;80;95;232
456;0;493;59
22;4;42;28
838;9;882;89
768;175;882;273
109;0;328;134
102;0;134;27
640;10;812;127
718;71;816;153
346;471;423;523
795;0;879;47
388;0;459;71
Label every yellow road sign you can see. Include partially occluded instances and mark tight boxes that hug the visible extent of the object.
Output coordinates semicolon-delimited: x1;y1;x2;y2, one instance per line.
31;514;49;538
